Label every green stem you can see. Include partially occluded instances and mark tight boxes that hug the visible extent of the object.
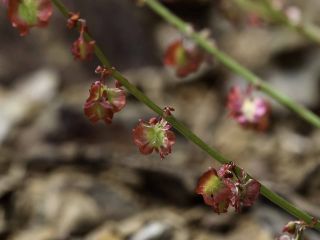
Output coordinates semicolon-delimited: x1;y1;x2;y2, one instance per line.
144;0;320;129
51;0;320;230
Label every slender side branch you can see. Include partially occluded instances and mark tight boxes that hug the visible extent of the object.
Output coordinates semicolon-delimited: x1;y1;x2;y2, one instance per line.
51;0;320;230
144;0;320;129
233;0;320;45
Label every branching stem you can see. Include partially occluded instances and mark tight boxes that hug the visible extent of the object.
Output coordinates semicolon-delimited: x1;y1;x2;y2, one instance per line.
51;0;320;231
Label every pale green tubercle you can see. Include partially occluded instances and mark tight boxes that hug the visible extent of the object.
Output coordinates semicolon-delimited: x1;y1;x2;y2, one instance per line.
175;46;187;66
146;124;166;148
18;0;38;25
203;175;222;195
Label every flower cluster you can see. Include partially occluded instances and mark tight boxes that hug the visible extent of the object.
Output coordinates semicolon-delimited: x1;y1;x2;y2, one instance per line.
67;12;95;61
66;14;124;123
164;39;204;78
4;0;52;36
277;220;315;240
196;162;261;214
227;86;270;131
83;66;126;124
132;108;176;160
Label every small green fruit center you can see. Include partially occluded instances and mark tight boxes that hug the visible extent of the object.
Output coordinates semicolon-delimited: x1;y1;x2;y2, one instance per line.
18;0;38;25
203;175;222;196
175;46;187;67
146;124;165;148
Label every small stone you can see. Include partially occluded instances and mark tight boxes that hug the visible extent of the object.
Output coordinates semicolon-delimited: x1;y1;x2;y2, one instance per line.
0;69;59;144
130;222;172;240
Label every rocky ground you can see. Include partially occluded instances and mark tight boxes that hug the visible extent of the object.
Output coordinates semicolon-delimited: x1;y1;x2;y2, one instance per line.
0;0;319;239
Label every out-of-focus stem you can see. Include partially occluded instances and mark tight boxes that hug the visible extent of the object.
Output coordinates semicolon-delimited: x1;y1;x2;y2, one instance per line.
233;0;320;45
51;0;320;231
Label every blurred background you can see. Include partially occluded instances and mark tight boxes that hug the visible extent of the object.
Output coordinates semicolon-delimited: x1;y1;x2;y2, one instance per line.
0;0;320;239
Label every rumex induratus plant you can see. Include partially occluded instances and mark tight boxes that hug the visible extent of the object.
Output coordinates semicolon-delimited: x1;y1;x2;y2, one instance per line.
2;0;320;232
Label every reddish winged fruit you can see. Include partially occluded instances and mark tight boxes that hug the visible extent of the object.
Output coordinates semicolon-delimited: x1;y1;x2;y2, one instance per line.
7;0;52;36
227;86;270;130
277;220;311;240
84;81;114;124
196;168;233;214
84;81;126;124
105;86;126;113
132;117;176;159
196;163;261;213
164;40;204;78
241;179;261;207
72;36;95;61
